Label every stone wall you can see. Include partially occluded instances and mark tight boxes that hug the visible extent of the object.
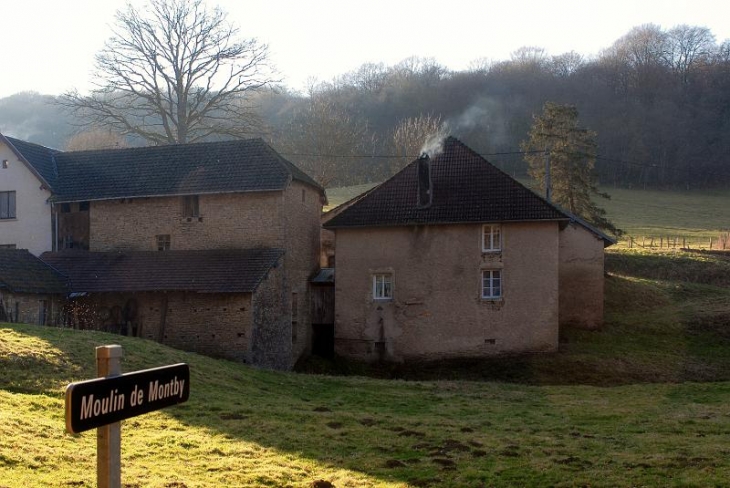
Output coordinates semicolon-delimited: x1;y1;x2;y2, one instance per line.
71;291;253;362
0;291;63;325
89;192;284;252
333;222;561;362
558;223;606;329
282;181;323;363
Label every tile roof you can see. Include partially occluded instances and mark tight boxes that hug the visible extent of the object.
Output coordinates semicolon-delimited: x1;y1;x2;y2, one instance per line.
40;248;283;293
2;135;322;202
2;135;61;189
324;136;568;229
0;249;68;294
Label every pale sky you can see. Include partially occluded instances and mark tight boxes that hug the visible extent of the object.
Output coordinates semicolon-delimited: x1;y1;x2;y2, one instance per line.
2;0;729;98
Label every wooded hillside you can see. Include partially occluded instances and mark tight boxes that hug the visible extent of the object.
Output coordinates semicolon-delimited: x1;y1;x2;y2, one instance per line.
1;24;728;189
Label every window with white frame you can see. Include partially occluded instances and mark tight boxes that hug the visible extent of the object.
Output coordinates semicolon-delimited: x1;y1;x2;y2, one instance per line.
482;224;501;252
373;273;393;300
481;269;502;299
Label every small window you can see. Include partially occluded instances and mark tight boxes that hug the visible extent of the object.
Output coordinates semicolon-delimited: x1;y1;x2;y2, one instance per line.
0;191;16;219
2;160;8;169
182;195;199;218
156;234;171;251
79;201;90;211
373;273;393;300
60;203;72;213
482;224;502;252
301;189;306;203
482;270;502;299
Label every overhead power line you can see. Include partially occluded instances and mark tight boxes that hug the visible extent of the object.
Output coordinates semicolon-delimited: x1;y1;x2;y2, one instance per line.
279;149;730;180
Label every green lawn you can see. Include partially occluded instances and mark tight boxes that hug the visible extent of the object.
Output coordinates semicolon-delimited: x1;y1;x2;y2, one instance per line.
2;248;730;487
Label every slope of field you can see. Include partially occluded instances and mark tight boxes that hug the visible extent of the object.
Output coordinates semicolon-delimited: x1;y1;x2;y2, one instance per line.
3;248;730;487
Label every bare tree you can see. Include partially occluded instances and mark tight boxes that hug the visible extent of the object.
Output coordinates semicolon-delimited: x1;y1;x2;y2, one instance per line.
273;93;371;187
389;114;443;174
60;0;276;145
666;25;716;83
66;128;129;151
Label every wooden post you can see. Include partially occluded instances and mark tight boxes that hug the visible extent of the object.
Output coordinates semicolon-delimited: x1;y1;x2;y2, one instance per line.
96;345;123;488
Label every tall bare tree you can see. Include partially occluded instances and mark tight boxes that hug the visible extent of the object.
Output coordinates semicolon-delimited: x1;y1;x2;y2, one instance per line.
60;0;275;145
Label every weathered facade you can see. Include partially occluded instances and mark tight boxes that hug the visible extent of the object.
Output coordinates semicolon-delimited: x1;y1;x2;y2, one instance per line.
0;249;66;325
324;137;613;362
558;222;608;329
2;137;325;370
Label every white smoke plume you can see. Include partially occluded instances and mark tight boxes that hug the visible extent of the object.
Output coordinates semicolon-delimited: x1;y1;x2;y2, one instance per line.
419;97;505;158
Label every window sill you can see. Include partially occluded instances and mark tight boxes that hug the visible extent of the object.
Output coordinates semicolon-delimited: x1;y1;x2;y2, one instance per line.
181;216;203;222
0;218;17;222
480;297;503;302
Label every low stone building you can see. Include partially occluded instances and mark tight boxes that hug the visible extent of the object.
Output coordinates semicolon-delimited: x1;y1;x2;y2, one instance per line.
41;249;292;368
0;248;67;325
323;137;613;362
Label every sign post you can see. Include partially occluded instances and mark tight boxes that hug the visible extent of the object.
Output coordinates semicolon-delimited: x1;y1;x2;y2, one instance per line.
65;345;190;487
96;345;122;488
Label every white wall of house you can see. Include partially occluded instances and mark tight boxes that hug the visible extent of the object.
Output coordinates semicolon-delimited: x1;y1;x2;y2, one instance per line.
0;142;53;255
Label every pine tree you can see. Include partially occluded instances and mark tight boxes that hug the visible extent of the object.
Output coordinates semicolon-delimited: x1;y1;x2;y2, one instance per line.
522;102;621;236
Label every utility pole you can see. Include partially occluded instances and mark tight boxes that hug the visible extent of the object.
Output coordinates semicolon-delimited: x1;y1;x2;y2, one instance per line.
544;148;552;202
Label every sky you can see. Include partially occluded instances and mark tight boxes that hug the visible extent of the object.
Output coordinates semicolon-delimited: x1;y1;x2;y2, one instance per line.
1;0;729;98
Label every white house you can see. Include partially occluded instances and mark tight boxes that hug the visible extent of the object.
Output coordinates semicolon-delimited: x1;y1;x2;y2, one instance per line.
0;134;58;255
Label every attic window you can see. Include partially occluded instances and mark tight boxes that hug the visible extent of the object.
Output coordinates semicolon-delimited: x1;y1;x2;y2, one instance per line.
182;195;199;218
156;234;171;251
1;160;8;169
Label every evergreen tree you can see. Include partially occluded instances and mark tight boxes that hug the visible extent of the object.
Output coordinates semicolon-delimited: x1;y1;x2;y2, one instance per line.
522;102;621;236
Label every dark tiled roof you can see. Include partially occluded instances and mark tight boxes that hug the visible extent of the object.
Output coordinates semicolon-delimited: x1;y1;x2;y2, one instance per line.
3;135;61;189
324;137;568;228
0;249;68;294
53;138;321;202
40;248;283;293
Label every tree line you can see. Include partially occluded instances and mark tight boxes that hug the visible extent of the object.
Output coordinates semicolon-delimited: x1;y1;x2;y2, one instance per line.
1;0;728;192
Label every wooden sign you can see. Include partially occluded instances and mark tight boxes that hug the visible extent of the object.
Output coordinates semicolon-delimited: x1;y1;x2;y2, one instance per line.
65;362;190;434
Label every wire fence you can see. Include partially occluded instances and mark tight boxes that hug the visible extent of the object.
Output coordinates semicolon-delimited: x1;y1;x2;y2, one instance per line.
619;232;730;251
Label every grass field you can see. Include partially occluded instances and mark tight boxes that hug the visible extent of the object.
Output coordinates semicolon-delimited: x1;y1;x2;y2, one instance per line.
325;183;730;246
2;250;730;487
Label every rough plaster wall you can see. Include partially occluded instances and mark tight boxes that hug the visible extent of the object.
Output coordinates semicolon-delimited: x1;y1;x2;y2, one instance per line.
90;192;283;252
250;260;292;369
559;223;606;329
333;222;560;361
0;143;53;255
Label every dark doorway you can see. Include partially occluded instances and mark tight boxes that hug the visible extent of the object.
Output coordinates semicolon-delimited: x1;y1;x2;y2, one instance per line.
312;323;334;358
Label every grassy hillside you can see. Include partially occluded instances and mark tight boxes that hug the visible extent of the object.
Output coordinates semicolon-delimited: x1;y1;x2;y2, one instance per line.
325;184;730;244
2;249;730;487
